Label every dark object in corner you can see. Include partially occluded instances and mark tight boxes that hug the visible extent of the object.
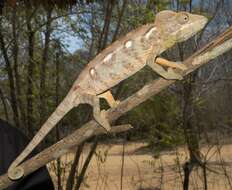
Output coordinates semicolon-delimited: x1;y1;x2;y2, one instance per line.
0;119;54;190
0;0;4;14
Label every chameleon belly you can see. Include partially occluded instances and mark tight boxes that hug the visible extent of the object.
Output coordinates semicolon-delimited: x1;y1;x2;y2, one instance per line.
76;24;159;95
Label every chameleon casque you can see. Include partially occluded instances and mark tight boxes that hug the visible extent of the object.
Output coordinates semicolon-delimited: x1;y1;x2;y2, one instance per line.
8;10;207;180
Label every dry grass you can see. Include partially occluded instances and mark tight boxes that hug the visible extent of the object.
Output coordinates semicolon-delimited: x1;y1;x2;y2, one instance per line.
48;142;232;190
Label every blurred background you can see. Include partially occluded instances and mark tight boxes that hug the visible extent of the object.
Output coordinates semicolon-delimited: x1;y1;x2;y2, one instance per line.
0;0;232;189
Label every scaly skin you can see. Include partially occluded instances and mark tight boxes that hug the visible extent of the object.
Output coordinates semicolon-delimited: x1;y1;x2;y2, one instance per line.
8;10;207;180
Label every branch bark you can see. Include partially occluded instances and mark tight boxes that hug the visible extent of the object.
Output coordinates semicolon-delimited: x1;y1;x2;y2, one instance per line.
0;25;232;190
0;18;20;127
112;0;127;42
97;0;115;51
66;142;84;190
74;140;98;190
0;88;9;121
39;7;53;125
12;6;26;127
26;8;36;134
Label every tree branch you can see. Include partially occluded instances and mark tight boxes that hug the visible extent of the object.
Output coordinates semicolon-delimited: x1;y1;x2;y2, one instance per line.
0;25;232;189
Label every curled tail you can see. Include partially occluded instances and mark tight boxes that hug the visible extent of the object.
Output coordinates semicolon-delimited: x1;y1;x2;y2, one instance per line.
8;92;79;180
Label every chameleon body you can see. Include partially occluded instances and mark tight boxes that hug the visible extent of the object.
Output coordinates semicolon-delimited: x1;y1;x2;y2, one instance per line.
8;10;207;180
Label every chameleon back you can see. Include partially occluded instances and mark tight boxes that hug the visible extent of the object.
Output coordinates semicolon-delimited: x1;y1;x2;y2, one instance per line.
75;24;162;95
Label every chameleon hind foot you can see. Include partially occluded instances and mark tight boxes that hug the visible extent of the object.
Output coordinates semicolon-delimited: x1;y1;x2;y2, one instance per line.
174;61;188;71
79;92;112;131
8;166;24;181
98;90;120;108
94;109;111;131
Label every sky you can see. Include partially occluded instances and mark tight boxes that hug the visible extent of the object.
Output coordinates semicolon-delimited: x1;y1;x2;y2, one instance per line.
62;0;210;54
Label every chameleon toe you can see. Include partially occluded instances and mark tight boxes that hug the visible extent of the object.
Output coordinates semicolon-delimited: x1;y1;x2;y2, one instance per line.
176;62;188;70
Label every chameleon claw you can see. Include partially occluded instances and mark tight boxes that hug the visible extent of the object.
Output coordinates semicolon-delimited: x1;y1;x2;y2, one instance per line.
8;166;24;181
175;61;188;71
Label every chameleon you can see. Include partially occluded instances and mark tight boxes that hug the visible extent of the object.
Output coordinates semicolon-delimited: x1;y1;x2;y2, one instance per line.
8;10;207;180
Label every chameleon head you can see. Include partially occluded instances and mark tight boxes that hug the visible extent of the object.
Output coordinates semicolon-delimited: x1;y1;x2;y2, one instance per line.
155;10;208;43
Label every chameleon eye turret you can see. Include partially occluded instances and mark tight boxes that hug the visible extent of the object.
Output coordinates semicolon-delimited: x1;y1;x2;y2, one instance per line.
168;11;208;42
177;12;189;24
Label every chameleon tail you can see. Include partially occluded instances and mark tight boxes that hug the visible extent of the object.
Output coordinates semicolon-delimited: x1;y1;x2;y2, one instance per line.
8;92;78;180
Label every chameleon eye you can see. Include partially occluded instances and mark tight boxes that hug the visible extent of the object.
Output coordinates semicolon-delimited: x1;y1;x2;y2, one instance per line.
177;13;189;24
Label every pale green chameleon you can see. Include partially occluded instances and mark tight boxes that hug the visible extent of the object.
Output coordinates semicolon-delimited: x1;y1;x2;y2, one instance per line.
8;10;207;180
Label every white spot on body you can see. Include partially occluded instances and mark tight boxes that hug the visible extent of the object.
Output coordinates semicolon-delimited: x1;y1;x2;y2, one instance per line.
125;40;133;48
145;27;157;39
103;53;113;62
89;68;96;76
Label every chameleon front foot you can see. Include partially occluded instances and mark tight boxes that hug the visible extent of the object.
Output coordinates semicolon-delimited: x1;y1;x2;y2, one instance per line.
167;68;183;80
155;57;188;71
174;61;188;71
8;166;24;181
98;90;120;108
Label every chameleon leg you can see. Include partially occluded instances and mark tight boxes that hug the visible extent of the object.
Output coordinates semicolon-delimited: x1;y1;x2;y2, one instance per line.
92;97;111;131
79;93;111;131
147;54;183;80
98;90;120;108
155;57;187;71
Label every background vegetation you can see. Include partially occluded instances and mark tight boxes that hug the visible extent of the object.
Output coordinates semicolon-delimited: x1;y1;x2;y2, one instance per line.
0;0;232;189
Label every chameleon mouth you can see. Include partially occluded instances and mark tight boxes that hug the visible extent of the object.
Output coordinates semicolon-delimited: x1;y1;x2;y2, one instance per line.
195;16;208;30
189;17;208;38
